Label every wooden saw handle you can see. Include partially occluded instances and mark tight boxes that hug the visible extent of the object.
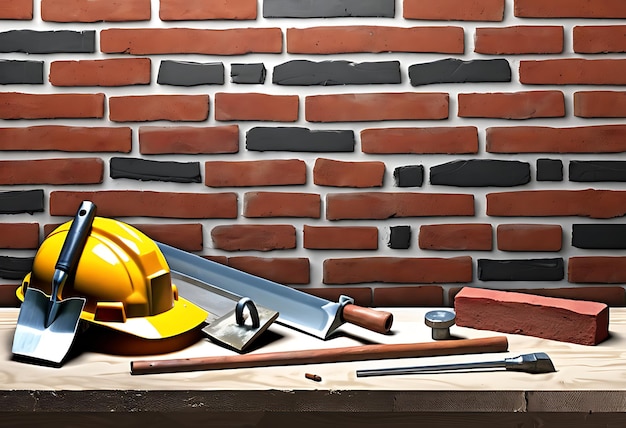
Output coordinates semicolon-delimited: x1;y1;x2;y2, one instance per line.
341;304;394;334
131;336;509;375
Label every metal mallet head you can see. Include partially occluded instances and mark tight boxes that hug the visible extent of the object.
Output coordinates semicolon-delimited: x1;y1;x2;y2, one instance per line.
424;310;455;340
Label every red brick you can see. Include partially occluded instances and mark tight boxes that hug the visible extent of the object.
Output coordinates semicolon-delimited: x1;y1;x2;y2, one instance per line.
0;284;20;307
0;223;39;249
313;158;385;188
569;257;626;284
520;59;626;85
497;224;562;251
512;287;626;307
486;125;626;153
42;0;150;22
0;0;32;19
323;256;473;284
160;0;256;20
300;287;372;307
211;224;296;251
50;58;151;87
0;158;103;185
306;93;448;122
50;191;237;219
0;92;104;119
361;127;478;154
100;28;282;55
574;91;626;118
474;26;563;54
458;91;564;119
419;224;492;251
215;92;298;122
487;189;626;219
228;257;309;284
373;286;444;307
130;223;203;252
303;225;378;250
244;192;321;218
139;125;239;154
0;126;131;152
404;0;504;21
326;192;474;220
454;287;609;346
287;26;464;54
574;26;626;54
515;0;626;18
109;95;209;122
205;159;305;187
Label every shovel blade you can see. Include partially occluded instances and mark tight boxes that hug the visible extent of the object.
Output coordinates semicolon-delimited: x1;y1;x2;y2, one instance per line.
12;288;85;366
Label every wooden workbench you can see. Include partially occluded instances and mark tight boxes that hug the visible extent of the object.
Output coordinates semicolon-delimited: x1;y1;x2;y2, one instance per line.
1;307;625;427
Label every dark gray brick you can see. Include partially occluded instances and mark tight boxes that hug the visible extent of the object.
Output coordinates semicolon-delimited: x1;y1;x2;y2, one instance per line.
409;58;511;86
430;160;530;187
0;190;44;214
0;30;95;54
0;256;33;280
246;127;355;152
273;60;401;86
231;63;266;84
157;61;224;86
110;157;201;183
0;60;43;84
572;224;626;249
394;165;424;187
537;158;563;181
263;0;395;17
478;258;564;281
569;160;626;182
389;225;411;249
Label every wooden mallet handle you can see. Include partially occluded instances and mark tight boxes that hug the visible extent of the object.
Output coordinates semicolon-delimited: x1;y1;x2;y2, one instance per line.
341;304;394;334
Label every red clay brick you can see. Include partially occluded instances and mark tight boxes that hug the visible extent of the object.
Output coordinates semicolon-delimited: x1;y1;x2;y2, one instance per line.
474;26;563;54
160;0;257;20
211;224;296;251
574;26;626;53
50;191;237;219
0;223;39;249
520;59;626;85
228;257;309;284
287;26;464;54
42;0;150;22
0;126;131;152
487;189;626;219
215;92;298;122
486;125;626;153
326;192;474;220
109;95;209;122
0;93;104;119
419;223;492;251
139;125;239;154
303;225;378;250
0;158;103;185
130;223;203;252
306;93;448;122
313;158;385;188
458;91;564;119
300;287;373;307
404;0;504;21
373;286;444;307
574;91;626;118
205;159;305;187
455;287;609;345
497;224;562;251
323;256;473;284
448;287;626;307
50;58;151;86
569;257;626;284
244;192;321;218
361;127;478;154
0;284;20;307
0;0;32;19
100;28;282;55
515;0;626;18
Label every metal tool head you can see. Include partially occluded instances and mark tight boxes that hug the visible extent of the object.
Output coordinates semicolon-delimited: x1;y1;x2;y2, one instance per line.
505;352;556;374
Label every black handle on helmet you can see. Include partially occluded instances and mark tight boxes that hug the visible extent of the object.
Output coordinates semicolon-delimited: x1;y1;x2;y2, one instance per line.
55;200;97;273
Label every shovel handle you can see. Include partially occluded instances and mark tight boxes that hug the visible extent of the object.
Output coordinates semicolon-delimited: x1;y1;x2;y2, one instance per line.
56;200;97;273
341;304;394;334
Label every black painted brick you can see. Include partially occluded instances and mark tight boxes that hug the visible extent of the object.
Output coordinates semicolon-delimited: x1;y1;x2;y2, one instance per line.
0;60;43;84
430;160;530;187
394;165;424;187
110;157;202;183
572;224;626;249
0;255;33;280
569;160;626;182
273;60;401;86
537;158;563;181
231;63;266;84
389;225;411;249
0;190;44;214
478;258;565;281
246;127;355;152
409;58;511;86
0;30;95;54
157;61;224;86
263;0;395;18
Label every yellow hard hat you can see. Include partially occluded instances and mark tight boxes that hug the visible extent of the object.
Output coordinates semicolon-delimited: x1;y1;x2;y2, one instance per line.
17;217;207;343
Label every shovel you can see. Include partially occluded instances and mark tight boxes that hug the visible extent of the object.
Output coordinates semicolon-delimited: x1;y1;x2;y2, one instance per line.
157;242;393;340
12;200;96;365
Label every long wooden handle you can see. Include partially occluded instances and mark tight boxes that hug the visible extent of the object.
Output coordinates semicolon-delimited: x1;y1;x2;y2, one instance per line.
131;336;508;375
341;304;394;334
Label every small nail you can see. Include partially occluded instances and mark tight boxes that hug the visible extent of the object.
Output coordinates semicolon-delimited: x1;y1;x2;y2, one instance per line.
305;373;322;382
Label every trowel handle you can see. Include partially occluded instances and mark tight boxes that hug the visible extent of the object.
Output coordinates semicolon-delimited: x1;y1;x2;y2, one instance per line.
341;304;394;334
55;200;97;273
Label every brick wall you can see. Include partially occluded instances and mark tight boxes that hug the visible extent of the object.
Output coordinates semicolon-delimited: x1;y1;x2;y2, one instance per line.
1;0;626;308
